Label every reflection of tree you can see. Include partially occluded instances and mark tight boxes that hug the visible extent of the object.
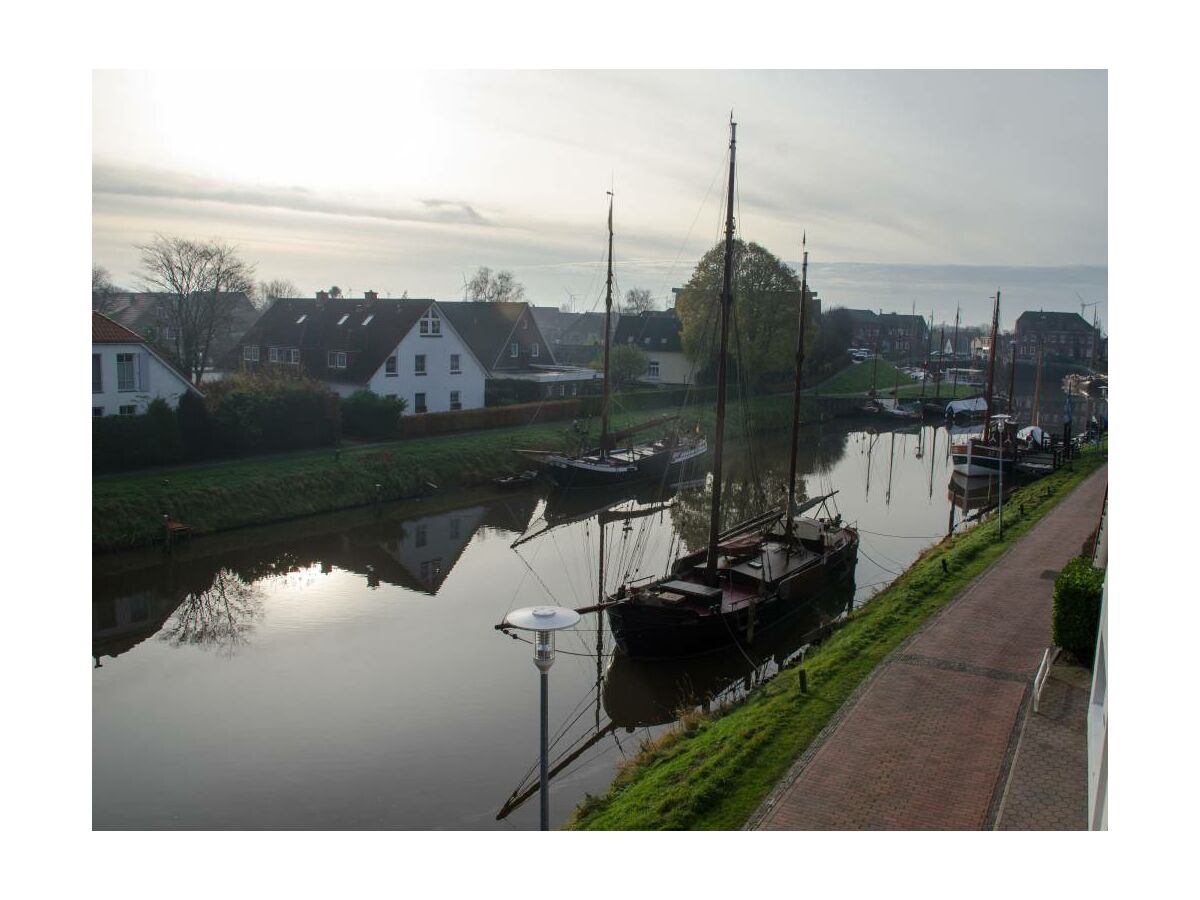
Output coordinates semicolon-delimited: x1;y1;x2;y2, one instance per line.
672;454;805;553
159;568;264;655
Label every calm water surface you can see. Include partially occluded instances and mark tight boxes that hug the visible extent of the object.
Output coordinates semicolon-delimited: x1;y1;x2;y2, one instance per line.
94;403;1098;829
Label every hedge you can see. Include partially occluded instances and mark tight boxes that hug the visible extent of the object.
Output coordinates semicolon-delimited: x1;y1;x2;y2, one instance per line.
342;390;407;441
1052;555;1105;666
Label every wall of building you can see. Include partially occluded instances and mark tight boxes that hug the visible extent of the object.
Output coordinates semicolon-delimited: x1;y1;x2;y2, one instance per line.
92;343;194;416
362;314;486;413
637;350;694;386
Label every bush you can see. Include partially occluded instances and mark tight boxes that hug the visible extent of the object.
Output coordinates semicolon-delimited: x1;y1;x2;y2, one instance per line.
93;399;184;472
485;378;544;407
1052;556;1105;665
202;372;341;457
342;390;408;441
176;390;212;460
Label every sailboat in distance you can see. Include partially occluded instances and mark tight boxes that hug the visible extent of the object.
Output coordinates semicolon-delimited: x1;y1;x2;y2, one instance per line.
516;192;706;488
604;120;859;659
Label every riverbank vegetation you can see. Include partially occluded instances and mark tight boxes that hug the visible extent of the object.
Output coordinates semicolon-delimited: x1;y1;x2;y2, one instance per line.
567;445;1107;830
93;393;803;551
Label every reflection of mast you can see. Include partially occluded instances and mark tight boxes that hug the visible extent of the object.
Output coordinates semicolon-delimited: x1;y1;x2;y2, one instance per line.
496;721;619;821
885;429;897;506
950;306;961;397
929;426;938;499
864;431;877;501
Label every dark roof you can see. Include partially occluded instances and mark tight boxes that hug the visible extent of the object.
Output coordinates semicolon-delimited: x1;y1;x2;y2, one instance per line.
93;310;144;343
231;297;435;383
613;310;684;353
531;307;608;346
438;301;554;369
1015;311;1097;334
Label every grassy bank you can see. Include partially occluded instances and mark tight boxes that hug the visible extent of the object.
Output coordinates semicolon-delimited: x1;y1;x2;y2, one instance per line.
93;393;801;551
567;445;1107;830
809;360;978;399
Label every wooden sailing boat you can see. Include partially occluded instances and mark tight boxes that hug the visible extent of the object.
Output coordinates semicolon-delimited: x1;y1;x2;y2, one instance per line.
950;291;1018;476
520;192;707;488
603;120;859;660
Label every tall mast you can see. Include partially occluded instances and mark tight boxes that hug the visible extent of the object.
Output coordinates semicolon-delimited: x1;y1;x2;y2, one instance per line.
920;308;933;399
705;118;737;586
950;305;961;397
1006;340;1017;416
982;291;1001;440
785;233;809;537
871;310;881;396
1032;337;1044;427
600;191;614;454
934;323;946;400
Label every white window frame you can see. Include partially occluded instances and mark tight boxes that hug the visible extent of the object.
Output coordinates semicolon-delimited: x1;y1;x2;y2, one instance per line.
385;355;398;376
419;310;442;336
287;349;300;364
510;341;519;358
415;354;427;376
243;345;260;362
450;353;461;374
327;350;347;369
269;347;279;363
118;404;137;416
414;392;427;414
116;353;138;392
450;390;462;411
648;360;660;378
531;343;539;358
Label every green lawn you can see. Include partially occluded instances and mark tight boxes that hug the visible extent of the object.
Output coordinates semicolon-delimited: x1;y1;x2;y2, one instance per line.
808;361;977;400
567;445;1107;830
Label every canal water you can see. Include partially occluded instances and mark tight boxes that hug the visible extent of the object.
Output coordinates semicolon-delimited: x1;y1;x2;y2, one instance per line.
93;397;1101;830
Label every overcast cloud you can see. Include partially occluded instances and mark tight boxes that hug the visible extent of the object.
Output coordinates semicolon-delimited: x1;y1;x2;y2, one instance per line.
92;69;1106;330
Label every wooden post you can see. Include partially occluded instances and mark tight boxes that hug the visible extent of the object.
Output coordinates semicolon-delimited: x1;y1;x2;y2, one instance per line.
798;668;808;694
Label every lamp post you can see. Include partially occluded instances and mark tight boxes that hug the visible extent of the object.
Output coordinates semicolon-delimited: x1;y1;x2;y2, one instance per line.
503;606;581;831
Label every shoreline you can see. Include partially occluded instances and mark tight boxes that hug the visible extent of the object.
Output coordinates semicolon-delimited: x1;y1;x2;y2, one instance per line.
567;443;1107;830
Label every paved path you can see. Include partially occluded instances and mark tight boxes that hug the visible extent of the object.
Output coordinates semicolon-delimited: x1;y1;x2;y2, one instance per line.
751;465;1106;830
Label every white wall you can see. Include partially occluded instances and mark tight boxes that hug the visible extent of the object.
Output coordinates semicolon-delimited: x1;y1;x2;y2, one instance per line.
362;306;486;413
92;343;194;416
637;350;694;386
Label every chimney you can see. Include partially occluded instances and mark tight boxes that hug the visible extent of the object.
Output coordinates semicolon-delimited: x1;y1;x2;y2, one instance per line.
316;290;330;302
364;290;378;302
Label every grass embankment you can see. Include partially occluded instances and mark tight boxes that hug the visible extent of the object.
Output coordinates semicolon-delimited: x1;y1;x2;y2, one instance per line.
93;394;801;552
810;361;977;400
567;445;1107;830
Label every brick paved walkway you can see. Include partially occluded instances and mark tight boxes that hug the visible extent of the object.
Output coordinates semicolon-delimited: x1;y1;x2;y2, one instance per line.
996;662;1091;830
751;466;1106;830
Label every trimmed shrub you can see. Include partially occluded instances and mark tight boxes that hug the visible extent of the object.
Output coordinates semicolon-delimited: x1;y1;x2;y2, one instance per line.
203;372;340;456
176;390;212;460
342;391;408;441
485;378;544;407
92;399;184;472
1052;555;1105;666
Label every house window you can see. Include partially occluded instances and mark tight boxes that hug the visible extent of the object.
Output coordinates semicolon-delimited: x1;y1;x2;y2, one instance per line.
415;354;427;375
296;314;307;324
243;345;259;362
286;349;300;364
116;353;138;392
269;347;279;362
93;406;103;417
337;314;349;326
119;405;137;416
511;341;519;358
415;524;427;548
450;390;462;411
531;343;539;358
414;392;427;414
385;355;398;377
327;351;347;369
361;314;374;326
648;360;660;378
450;354;461;374
449;517;461;539
93;354;102;393
419;310;442;335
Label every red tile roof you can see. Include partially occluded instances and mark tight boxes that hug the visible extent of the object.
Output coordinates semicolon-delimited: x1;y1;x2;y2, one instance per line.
93;311;145;344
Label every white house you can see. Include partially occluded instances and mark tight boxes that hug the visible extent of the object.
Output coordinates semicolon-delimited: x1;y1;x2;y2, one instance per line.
93;311;202;417
231;293;487;414
614;309;695;387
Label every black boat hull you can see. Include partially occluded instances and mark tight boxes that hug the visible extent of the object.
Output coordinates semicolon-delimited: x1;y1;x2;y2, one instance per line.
606;540;859;660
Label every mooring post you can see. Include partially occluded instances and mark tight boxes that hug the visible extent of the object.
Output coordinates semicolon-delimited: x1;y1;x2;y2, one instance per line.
375;483;382;514
162;513;171;553
798;668;808;694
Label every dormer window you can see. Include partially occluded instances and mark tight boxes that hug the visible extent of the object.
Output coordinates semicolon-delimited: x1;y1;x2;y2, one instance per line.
362;314;374;327
337;314;349;326
510;341;519;358
419;309;442;336
531;343;539;358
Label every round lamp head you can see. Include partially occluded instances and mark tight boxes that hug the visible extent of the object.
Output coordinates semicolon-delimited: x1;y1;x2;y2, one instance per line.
505;606;580;632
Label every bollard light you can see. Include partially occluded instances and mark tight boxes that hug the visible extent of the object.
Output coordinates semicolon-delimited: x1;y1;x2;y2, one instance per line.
503;606;580;830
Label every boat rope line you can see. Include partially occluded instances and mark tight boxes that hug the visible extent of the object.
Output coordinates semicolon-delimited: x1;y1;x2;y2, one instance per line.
857;546;903;576
856;527;947;540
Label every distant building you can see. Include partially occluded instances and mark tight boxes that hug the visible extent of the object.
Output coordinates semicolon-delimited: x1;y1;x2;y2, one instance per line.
844;309;929;357
1014;311;1102;364
529;307;610;367
101;291;259;377
613;309;694;386
92;311;202;417
231;294;487;413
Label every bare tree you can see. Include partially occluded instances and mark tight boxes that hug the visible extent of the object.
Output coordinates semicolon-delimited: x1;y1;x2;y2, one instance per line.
256;278;299;309
159;569;264;657
137;235;257;385
623;287;656;314
92;264;117;313
465;266;526;303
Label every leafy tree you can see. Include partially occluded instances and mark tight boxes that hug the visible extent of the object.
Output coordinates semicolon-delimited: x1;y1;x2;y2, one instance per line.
610;344;649;386
466;266;526;303
675;240;817;387
810;307;854;382
623;287;655;314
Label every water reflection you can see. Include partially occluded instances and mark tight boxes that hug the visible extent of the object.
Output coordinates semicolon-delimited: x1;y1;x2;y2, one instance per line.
160;570;265;655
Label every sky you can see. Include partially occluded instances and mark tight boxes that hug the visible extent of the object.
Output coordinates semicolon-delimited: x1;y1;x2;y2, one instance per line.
92;69;1107;331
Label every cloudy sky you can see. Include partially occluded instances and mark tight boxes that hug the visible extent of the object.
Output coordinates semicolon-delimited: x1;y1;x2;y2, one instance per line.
92;70;1106;330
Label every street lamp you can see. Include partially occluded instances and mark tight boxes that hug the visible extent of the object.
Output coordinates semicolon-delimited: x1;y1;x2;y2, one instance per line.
503;605;581;831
